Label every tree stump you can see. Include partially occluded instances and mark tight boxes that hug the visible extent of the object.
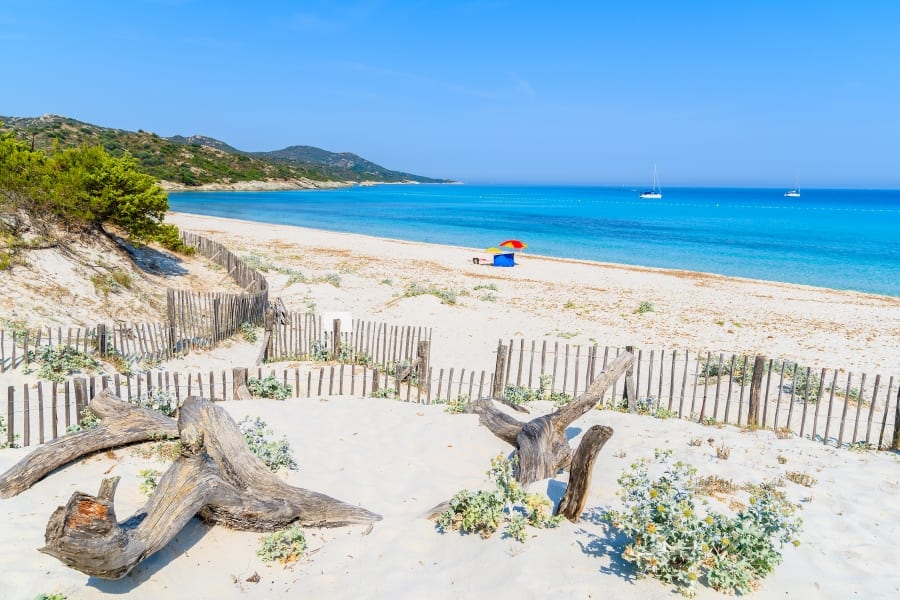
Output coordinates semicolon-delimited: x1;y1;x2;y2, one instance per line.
39;396;381;579
462;351;631;521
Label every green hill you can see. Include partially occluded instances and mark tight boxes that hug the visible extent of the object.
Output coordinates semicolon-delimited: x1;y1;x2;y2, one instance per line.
0;114;449;187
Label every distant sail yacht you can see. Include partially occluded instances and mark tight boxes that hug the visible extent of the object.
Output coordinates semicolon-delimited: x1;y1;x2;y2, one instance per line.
784;176;801;198
640;164;663;199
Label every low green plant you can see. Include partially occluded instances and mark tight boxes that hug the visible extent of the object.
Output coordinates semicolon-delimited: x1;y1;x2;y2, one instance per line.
846;440;874;452
308;339;330;362
442;394;469;414
635;301;654;314
0;415;18;448
30;345;100;383
139;469;161;497
404;282;459;305
503;374;569;406
370;387;398;399
66;406;101;433
606;450;802;597
247;375;292;400
789;367;820;402
238;416;298;471
473;283;498;292
698;357;754;385
33;594;67;600
257;525;306;564
437;455;563;542
241;322;258;343
318;272;340;287
129;389;179;416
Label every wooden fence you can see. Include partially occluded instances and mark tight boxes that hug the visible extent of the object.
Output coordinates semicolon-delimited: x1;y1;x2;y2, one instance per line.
0;360;495;448
492;338;900;450
266;312;432;368
3;344;897;451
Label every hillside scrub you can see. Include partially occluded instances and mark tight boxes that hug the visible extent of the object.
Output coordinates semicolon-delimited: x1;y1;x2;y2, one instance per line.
0;126;190;260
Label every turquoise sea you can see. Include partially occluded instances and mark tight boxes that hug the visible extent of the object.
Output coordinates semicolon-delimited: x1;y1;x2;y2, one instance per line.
168;185;900;297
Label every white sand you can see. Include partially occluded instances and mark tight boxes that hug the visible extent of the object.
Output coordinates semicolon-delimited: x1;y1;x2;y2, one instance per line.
1;211;898;599
0;397;897;599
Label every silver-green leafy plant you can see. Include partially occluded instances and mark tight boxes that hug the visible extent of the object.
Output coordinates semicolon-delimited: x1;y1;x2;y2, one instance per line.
257;525;306;564
66;406;101;433
29;345;100;383
605;450;802;597
247;375;292;400
504;374;571;406
437;455;563;542
129;389;180;416
239;416;298;471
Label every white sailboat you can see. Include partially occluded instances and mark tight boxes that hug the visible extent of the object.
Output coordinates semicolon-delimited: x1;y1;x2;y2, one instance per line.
784;176;800;198
640;164;662;199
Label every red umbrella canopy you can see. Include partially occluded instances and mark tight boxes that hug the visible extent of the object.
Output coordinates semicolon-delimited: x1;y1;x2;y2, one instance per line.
499;239;527;250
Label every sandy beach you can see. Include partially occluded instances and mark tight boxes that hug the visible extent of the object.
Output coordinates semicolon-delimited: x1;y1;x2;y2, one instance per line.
1;211;898;599
165;211;900;378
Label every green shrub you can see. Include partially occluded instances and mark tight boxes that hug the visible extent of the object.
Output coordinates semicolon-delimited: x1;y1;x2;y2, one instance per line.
504;374;568;406
788;366;820;402
0;415;18;448
257;525;306;564
605;450;802;597
66;406;101;433
238;416;298;471
151;223;195;254
30;345;100;382
247;375;292;400
437;455;562;542
240;322;258;343
33;594;67;600
441;394;469;414
129;389;179;417
698;357;754;385
635;301;654;314
404;282;459;305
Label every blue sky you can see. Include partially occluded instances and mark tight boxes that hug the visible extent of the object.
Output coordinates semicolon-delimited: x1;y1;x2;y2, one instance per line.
2;1;899;187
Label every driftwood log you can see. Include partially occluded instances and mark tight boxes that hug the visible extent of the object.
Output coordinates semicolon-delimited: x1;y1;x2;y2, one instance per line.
0;389;178;498
441;351;631;522
40;396;381;579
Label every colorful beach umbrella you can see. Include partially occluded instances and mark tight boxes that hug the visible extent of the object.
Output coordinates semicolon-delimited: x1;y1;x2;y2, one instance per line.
499;239;527;250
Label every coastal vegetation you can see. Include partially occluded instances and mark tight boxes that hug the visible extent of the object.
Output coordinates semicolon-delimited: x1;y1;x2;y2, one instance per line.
605;449;802;597
0;124;192;267
1;114;448;187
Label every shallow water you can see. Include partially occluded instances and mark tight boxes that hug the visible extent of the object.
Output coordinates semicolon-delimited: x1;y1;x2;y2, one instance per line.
169;185;900;296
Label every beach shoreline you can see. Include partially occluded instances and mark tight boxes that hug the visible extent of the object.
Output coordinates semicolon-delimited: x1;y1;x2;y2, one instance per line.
165;211;900;378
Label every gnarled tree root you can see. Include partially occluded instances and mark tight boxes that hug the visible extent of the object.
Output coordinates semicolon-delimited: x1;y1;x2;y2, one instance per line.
0;389;178;498
451;351;631;522
40;396;381;579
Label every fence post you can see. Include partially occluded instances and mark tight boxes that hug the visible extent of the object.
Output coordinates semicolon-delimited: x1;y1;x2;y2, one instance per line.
167;289;177;354
372;368;380;397
96;324;108;357
748;354;767;427
417;340;430;395
624;345;637;413
212;297;221;342
73;377;89;424
331;318;342;361
492;343;508;398
892;385;900;451
233;367;251;400
7;386;14;447
263;309;274;362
